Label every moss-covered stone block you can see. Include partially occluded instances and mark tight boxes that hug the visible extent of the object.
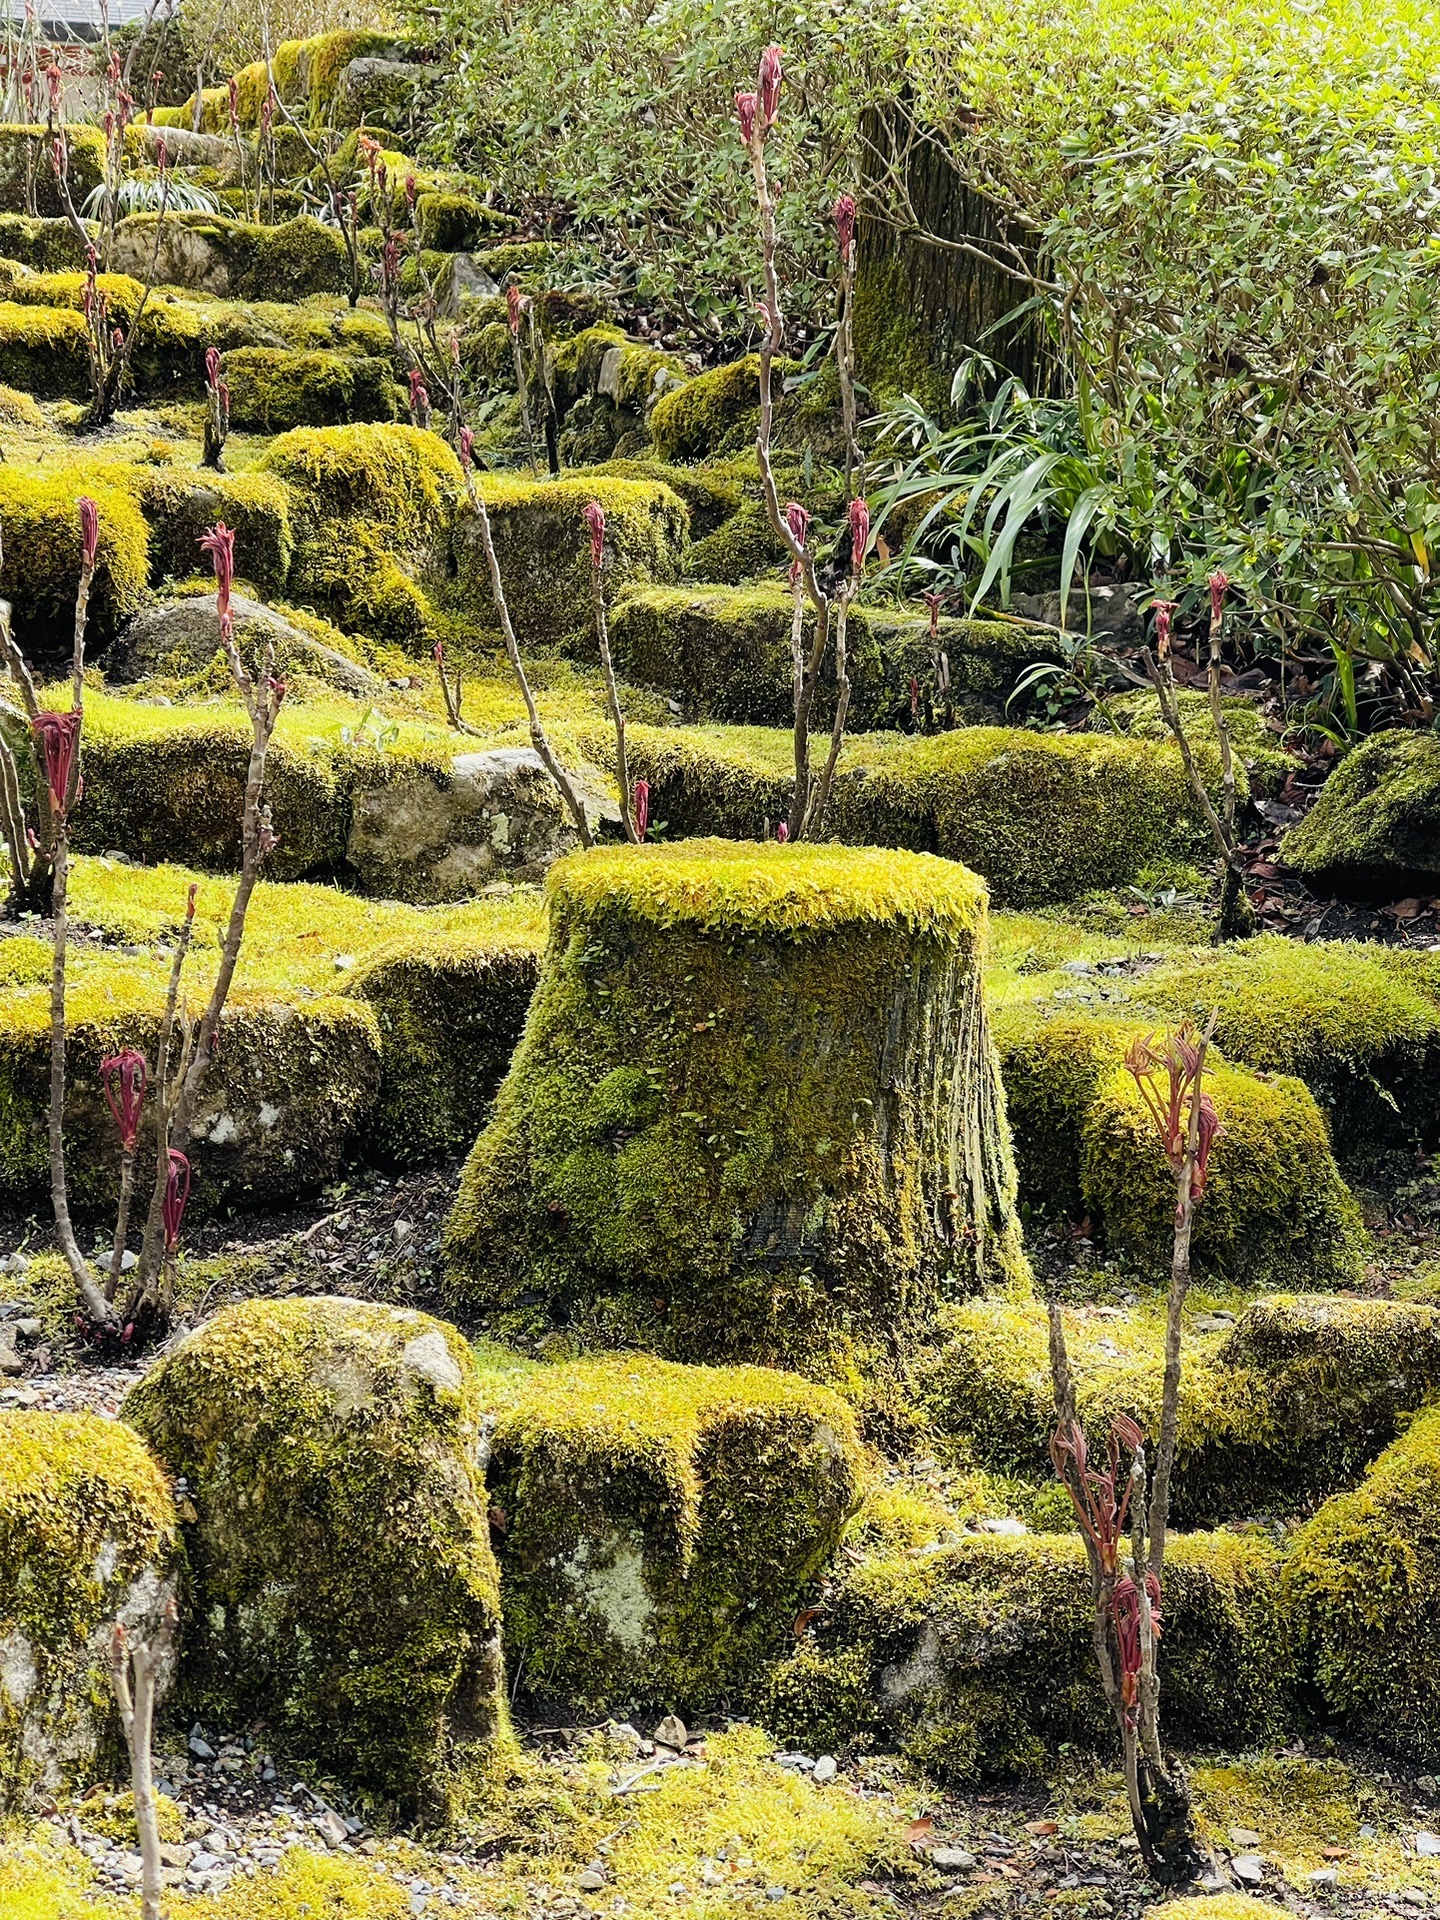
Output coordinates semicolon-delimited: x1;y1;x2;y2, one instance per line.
1081;1057;1366;1289
258;422;461;646
0;1410;179;1804
0;959;381;1215
446;839;1024;1370
480;1353;865;1716
1283;729;1440;892
222;346;402;430
913;1293;1440;1526
609;582;1061;727
414;191;492;251
761;1528;1297;1776
138;469;294;596
0;125;104;218
0;467;149;647
650;356;761;460
616;723;1219;907
111;212;353;301
74;694;347;880
0;298;88;397
1286;1403;1440;1763
0;211;90;271
354;933;541;1166
457;474;687;649
684;501;789;583
123;1298;506;1817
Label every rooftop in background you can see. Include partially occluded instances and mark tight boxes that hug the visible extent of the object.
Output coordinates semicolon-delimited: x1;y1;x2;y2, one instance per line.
1;0;156;36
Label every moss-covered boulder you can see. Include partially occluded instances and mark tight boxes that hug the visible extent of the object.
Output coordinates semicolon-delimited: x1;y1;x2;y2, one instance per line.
457;474;687;650
73;694;348;880
1282;730;1440;893
0;211;90;271
616;724;1220;907
111;211;352;300
446;840;1024;1370
222;347;403;431
609;583;1060;728
762;1527;1296;1777
258;423;461;647
916;1294;1440;1526
1286;1404;1440;1763
137;471;295;599
0;124;104;218
123;1298;506;1817
0;298;89;397
650;356;761;461
114;595;379;699
0;467;149;647
354;933;540;1165
480;1353;864;1715
0;1411;179;1804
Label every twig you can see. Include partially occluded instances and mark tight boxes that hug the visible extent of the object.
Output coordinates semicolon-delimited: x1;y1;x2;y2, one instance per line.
111;1599;178;1920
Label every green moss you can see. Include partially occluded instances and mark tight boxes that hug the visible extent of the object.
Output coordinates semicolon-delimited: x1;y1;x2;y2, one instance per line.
650;356;762;461
1110;688;1301;798
614;722;1221;907
129;211;353;301
852;253;948;413
0;467;149;645
1083;1057;1366;1288
414;191;490;251
0;125;104;220
1286;1403;1440;1763
138;468;294;595
459;473;687;649
1283;728;1440;886
587;458;745;537
610;583;1061;728
914;1293;1440;1525
0;955;381;1215
480;1352;865;1714
446;839;1024;1372
123;1296;506;1819
0;298;88;398
761;1526;1297;1775
258;422;461;647
0;213;89;271
223;346;402;430
0;1411;178;1805
1147;1900;1284;1920
684;502;789;583
353;933;541;1165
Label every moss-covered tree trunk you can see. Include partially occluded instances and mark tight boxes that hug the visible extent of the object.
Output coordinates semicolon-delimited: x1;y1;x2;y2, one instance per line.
855;104;1059;410
445;839;1026;1371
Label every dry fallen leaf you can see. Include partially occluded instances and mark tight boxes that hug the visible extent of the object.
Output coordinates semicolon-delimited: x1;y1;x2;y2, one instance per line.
905;1818;934;1845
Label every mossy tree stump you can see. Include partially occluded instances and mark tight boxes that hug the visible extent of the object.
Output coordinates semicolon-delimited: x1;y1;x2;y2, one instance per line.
445;840;1025;1368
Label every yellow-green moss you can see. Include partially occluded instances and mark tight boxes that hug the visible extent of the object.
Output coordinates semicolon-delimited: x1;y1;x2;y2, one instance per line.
1283;728;1440;886
138;467;294;594
0;298;88;397
651;355;762;461
0;211;89;272
614;721;1221;907
223;345;402;431
124;1297;506;1820
258;422;461;646
0;125;104;219
458;472;688;649
1148;1900;1285;1920
762;1526;1297;1776
914;1293;1440;1524
446;839;1023;1370
1082;1057;1366;1288
610;582;1060;727
0;467;149;644
1111;688;1301;797
0;1411;179;1805
1286;1403;1440;1762
480;1351;866;1714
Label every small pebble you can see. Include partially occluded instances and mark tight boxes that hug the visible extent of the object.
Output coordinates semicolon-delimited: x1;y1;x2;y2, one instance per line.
812;1756;837;1784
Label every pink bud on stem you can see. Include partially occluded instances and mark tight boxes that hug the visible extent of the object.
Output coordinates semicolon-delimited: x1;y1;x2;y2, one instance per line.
200;521;236;643
162;1149;190;1252
583;501;606;571
31;710;82;817
847;497;870;574
506;283;522;336
758;44;783;128
734;90;758;145
1153;598;1178;660
633;778;650;842
834;192;857;265
101;1049;148;1153
79;495;99;572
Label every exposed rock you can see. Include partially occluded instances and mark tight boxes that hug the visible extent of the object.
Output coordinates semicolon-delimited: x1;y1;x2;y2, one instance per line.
1010;581;1147;644
346;744;617;901
114;594;381;697
123;1297;506;1817
335;56;426;132
438;250;501;315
